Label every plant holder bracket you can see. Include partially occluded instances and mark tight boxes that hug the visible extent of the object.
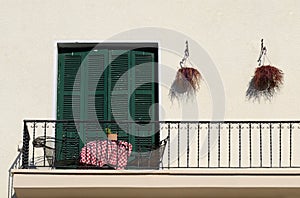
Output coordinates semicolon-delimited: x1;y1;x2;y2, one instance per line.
257;39;271;66
179;40;190;68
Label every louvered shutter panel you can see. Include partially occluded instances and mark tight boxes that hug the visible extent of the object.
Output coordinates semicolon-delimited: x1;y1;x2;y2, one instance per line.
56;52;85;164
109;50;131;142
85;50;108;141
131;51;158;151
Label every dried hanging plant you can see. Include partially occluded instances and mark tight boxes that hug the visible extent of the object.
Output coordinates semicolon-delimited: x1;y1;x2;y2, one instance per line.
169;41;202;101
246;39;284;101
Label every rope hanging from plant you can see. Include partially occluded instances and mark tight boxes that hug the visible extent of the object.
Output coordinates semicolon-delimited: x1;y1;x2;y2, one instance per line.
169;41;201;102
246;39;284;101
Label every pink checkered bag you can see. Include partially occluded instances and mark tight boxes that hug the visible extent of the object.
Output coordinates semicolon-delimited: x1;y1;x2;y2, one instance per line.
80;140;132;170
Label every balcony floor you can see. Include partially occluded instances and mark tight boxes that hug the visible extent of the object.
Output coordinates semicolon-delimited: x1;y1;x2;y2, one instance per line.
12;169;300;198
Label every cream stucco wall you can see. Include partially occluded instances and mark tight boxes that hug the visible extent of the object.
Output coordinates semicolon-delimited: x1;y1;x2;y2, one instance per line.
1;0;300;197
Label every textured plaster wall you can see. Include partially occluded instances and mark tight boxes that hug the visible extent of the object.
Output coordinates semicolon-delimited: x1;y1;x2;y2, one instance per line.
1;0;300;197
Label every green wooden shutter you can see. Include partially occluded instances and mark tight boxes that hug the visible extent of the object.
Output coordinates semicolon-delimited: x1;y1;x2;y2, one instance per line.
56;52;85;164
85;50;109;141
131;51;158;151
109;50;131;142
108;50;158;151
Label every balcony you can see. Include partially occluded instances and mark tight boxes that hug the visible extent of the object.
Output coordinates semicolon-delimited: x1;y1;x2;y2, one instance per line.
10;120;300;198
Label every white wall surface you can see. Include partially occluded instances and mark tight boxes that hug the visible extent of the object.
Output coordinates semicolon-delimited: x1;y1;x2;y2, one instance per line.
1;0;300;197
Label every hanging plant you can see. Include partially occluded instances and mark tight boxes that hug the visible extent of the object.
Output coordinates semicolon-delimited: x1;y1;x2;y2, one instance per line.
105;128;118;141
246;39;284;101
169;41;202;101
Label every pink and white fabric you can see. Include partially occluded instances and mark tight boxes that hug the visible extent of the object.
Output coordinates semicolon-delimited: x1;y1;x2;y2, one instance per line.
80;140;132;170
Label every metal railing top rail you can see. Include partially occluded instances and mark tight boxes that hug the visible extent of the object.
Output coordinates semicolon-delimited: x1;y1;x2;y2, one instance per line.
23;119;300;124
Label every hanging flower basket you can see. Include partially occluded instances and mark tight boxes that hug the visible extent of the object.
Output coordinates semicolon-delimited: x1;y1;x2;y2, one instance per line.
169;41;202;101
246;39;284;101
253;65;283;91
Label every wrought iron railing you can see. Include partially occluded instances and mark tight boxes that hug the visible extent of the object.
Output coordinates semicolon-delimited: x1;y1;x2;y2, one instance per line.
21;120;300;169
8;152;22;198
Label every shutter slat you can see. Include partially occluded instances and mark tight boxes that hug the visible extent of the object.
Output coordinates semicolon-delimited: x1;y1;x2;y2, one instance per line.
88;95;104;120
63;95;80;120
64;55;81;92
134;94;152;120
135;54;153;90
87;54;105;91
111;53;130;91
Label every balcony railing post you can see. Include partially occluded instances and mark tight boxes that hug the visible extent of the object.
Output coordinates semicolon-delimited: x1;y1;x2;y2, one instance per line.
218;123;221;168
208;122;210;168
260;123;262;168
279;123;282;168
177;122;180;168
270;123;272;168
43;122;47;167
167;123;170;169
22;121;30;169
187;123;189;168
197;122;200;168
290;123;292;167
249;123;252;168
239;123;242;168
32;122;36;167
228;123;231;168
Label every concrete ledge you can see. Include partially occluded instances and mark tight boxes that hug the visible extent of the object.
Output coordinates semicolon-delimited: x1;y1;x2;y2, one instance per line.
12;168;300;175
13;169;300;198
